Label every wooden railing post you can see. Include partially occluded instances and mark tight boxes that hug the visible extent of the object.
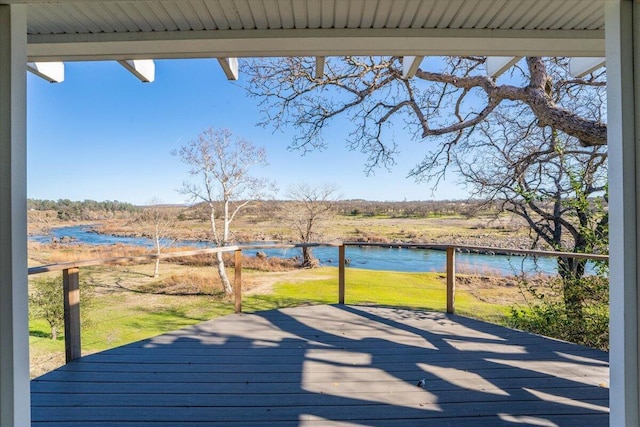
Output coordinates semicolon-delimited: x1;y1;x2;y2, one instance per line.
234;249;242;313
63;267;81;362
446;247;456;314
338;244;345;304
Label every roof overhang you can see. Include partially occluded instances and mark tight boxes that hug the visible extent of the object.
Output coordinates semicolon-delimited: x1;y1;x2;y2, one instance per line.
0;0;606;62
27;28;605;62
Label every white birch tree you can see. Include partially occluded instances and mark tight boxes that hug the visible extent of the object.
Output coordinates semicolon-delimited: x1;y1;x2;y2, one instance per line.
143;198;175;278
174;128;273;294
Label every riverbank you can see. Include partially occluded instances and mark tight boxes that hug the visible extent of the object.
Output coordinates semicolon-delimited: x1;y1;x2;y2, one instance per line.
29;209;537;250
28;226;562;276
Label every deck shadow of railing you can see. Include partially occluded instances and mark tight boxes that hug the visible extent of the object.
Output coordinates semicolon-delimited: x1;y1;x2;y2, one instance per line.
31;303;609;425
258;304;608;425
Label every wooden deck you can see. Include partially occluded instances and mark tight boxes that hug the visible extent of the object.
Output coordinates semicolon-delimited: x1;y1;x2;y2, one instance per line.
31;305;609;426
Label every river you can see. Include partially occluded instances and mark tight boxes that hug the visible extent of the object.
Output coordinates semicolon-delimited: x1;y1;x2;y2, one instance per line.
31;225;565;276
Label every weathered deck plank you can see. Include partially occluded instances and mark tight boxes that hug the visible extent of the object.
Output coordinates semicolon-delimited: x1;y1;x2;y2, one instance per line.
31;305;609;426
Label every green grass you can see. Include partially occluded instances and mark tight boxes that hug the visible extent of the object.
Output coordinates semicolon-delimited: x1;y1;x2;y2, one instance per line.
29;266;511;377
244;268;510;323
83;298;230;350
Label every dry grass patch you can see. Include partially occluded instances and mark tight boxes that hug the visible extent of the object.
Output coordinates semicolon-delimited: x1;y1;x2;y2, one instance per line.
166;250;299;271
137;272;223;296
32;243;152;264
242;255;299;271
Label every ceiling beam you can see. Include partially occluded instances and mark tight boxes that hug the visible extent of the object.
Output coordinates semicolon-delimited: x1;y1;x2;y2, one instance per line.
486;56;521;78
26;28;605;62
569;57;606;77
315;56;325;79
26;61;64;83
216;57;238;80
402;56;424;78
117;59;154;82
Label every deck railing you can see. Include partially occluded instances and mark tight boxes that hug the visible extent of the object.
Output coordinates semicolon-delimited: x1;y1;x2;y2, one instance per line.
28;241;608;364
344;242;609;314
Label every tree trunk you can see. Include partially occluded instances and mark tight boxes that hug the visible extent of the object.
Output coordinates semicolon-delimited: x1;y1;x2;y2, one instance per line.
301;246;315;268
557;256;587;321
215;251;233;294
153;233;161;278
51;325;57;340
206;203;232;294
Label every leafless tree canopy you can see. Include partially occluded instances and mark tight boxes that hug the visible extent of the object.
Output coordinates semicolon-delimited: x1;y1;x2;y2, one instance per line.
461;111;607;253
284;182;339;267
143;197;175;278
445;71;608;316
174;127;274;294
243;56;606;179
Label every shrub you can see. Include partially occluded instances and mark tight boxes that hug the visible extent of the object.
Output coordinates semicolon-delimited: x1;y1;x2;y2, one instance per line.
508;274;609;350
29;276;93;340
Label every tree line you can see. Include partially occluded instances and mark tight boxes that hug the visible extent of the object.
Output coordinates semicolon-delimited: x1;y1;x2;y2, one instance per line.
332;199;490;218
28;199;139;220
175;199;498;222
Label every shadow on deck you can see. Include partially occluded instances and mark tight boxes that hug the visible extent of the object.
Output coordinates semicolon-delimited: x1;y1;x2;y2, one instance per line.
31;304;609;426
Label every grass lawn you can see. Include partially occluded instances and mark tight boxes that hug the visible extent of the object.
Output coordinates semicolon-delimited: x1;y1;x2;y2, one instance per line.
248;268;510;322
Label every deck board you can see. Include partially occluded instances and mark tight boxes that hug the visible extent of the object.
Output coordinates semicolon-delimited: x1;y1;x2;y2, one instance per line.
31;304;609;426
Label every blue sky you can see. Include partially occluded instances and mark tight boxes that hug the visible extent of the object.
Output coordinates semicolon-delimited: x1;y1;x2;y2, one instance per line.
27;59;468;205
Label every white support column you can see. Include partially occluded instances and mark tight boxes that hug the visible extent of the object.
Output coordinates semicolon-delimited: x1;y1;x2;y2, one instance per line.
0;5;30;427
606;1;640;426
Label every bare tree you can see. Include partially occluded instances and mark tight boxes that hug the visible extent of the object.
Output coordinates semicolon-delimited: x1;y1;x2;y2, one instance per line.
459;111;607;317
284;183;340;267
243;56;606;178
143;198;175;278
243;56;608;319
174;128;274;294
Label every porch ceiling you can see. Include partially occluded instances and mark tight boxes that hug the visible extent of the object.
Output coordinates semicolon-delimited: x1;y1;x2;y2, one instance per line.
1;0;606;61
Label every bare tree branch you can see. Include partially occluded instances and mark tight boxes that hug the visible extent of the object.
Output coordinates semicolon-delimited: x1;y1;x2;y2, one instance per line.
173;128;275;294
243;56;606;178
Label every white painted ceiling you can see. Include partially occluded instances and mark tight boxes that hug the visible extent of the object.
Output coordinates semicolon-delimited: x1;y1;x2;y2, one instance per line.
3;0;605;61
23;0;604;34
